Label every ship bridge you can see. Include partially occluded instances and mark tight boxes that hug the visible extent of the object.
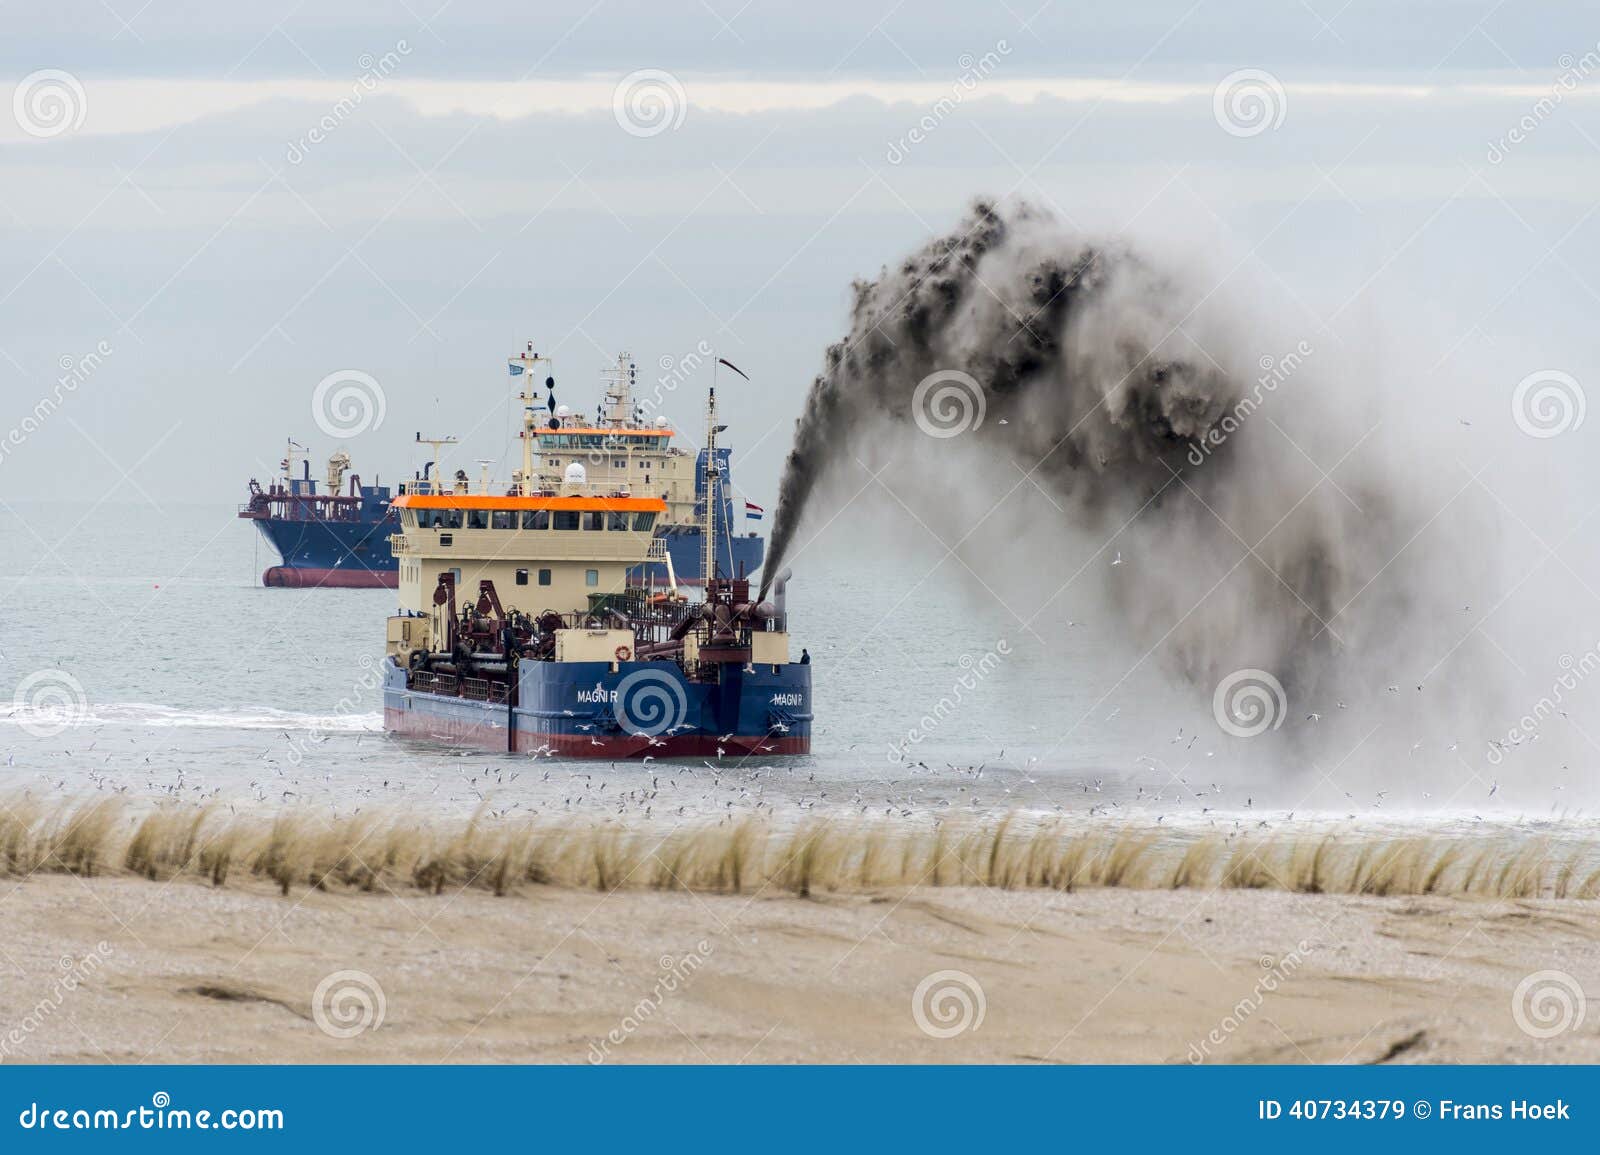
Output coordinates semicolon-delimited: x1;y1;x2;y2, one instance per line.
390;488;667;617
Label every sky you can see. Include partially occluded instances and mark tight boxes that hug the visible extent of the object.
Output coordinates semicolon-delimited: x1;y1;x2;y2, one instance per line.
0;0;1597;514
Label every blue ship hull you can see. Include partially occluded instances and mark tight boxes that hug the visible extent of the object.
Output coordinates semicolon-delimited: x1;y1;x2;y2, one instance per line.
252;511;398;588
383;655;811;758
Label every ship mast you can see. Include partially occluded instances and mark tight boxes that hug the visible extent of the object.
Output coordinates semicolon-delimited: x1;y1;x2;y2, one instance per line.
510;340;552;496
701;373;719;589
601;352;637;427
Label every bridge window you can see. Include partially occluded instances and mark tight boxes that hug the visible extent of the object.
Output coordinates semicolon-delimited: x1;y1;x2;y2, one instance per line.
632;512;657;531
467;509;489;530
539;568;552;586
607;512;629;531
491;510;515;529
553;510;580;531
522;509;550;530
584;511;604;531
585;569;599;587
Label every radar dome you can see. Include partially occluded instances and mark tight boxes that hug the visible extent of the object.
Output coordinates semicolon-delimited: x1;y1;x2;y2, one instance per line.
655;416;669;428
556;404;572;418
563;462;587;485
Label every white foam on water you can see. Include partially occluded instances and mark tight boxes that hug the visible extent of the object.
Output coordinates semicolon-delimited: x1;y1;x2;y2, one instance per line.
0;702;383;733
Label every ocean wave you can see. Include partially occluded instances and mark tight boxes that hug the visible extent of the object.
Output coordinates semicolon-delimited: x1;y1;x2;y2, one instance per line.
0;702;383;733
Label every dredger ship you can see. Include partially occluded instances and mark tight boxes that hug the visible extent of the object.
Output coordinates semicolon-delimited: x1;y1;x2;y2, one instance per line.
381;351;811;758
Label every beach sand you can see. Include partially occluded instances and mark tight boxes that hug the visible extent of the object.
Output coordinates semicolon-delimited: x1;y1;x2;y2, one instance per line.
3;875;1596;1064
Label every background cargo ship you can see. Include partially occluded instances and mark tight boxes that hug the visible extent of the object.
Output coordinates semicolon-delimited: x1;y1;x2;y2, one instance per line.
240;349;765;589
238;443;397;588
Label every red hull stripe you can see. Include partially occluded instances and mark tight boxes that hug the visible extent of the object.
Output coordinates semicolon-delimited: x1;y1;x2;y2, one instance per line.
384;708;807;758
263;566;397;589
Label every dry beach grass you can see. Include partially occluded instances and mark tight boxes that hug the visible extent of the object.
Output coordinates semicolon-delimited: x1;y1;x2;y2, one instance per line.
3;794;1598;901
4;797;1599;1063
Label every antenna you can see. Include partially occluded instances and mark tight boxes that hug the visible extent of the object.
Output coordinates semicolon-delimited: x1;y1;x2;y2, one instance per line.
510;341;551;496
414;431;459;494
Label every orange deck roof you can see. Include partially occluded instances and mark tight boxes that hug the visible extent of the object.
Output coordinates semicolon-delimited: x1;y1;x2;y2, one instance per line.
535;427;673;437
394;494;667;512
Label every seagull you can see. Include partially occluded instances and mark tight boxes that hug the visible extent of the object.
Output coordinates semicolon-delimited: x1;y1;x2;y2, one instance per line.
1306;712;1322;722
1111;551;1123;566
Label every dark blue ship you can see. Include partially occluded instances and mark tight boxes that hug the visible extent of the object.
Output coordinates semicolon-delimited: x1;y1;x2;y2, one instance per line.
239;444;398;588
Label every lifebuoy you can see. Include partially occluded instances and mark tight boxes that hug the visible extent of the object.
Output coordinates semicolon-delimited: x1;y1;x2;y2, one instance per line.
614;644;632;662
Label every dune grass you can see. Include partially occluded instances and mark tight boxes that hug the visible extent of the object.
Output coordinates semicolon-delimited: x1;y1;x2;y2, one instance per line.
0;795;1597;902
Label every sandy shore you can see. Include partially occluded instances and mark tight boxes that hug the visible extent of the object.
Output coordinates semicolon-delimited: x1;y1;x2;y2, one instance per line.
2;875;1597;1064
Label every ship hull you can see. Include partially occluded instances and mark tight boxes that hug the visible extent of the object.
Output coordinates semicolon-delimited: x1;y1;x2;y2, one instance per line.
382;656;811;758
262;565;397;589
249;512;398;588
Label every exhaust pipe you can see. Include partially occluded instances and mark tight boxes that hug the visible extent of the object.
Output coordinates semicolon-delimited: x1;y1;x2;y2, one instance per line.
772;568;793;632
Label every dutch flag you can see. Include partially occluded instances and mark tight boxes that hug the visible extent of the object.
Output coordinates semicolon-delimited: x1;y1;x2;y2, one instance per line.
744;500;765;521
